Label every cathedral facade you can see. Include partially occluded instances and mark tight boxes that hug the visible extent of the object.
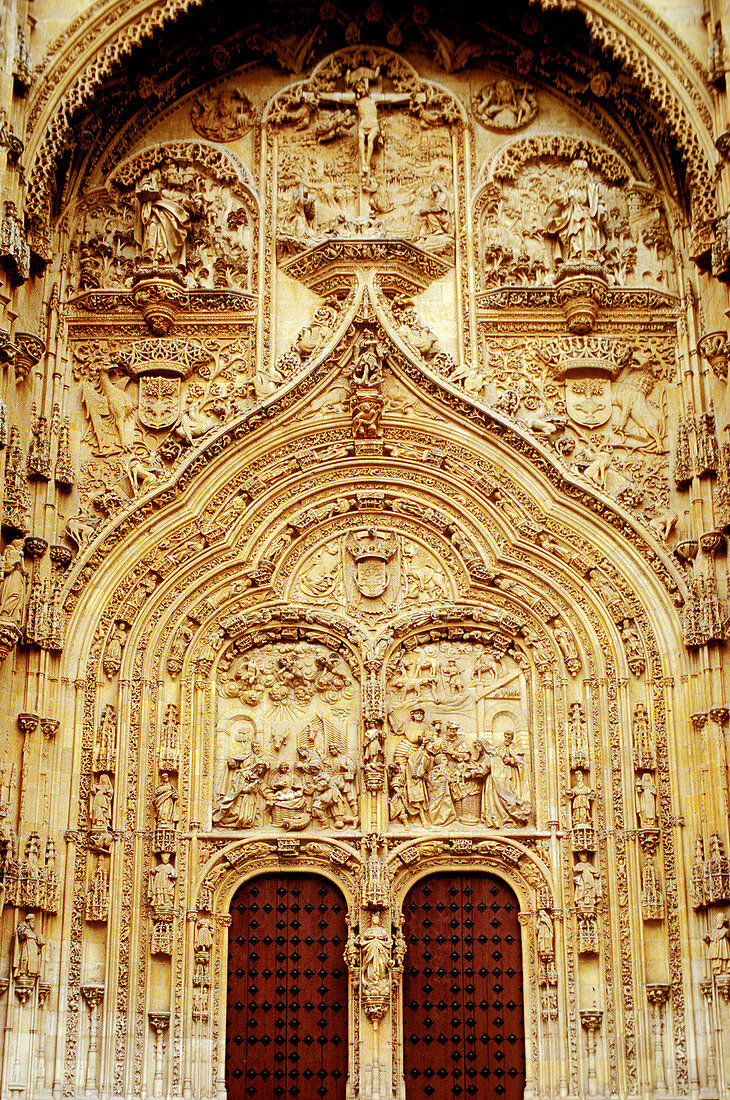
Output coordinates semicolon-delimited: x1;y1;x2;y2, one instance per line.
0;0;728;1096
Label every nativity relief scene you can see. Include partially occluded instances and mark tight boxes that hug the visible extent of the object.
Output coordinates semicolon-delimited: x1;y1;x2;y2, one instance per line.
1;1;730;1099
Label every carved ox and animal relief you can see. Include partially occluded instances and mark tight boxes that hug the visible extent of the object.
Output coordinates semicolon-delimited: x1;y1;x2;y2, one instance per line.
386;642;533;831
212;642;361;832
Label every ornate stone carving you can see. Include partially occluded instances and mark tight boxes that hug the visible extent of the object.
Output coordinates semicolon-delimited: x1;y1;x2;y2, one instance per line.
191;87;255;142
472;80;537;131
386;642;532;830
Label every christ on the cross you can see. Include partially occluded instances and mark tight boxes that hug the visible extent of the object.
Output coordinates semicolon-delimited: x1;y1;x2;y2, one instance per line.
346;65;382;184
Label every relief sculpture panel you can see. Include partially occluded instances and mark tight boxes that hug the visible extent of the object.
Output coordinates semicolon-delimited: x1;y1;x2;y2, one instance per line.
475;152;675;293
268;47;461;261
385;641;533;831
212;642;361;832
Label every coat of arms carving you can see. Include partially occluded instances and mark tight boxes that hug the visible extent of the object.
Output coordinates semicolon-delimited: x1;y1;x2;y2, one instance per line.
345;529;397;602
138;373;181;430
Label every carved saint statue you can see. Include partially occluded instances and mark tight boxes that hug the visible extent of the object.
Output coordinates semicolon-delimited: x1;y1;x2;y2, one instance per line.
568;770;594;827
635;772;658;829
545;158;607;265
360;911;392;990
705;915;730;977
537;909;554;959
135;169;192;271
13;913;44;979
150;853;177;912
89;773;114;829
0;538;27;625
153;772;180;826
573;854;600;913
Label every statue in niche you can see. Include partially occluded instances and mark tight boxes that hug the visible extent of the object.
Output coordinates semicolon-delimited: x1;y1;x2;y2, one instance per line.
568;770;594;826
360;911;392;988
573;854;600;912
153;772;180;826
545;158;607;265
632;703;653;768
635;772;658;828
89;773;114;829
149;853;177;912
0;538;27;625
135;169;195;271
537;909;554;959
13;913;44;980
705;915;730;977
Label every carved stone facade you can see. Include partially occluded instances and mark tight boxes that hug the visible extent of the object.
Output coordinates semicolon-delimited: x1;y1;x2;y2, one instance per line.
0;0;729;1097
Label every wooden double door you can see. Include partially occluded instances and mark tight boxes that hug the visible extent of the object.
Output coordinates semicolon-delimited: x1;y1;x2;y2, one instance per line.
226;872;524;1099
403;872;526;1099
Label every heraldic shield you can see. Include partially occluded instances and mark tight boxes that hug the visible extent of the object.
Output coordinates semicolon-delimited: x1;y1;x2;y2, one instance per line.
565;374;612;428
345;531;397;602
138;374;181;430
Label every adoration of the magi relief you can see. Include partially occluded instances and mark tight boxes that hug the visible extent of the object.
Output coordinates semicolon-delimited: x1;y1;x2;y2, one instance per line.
1;1;730;1098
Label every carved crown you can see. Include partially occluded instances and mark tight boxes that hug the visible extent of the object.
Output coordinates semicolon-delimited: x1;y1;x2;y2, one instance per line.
538;336;631;379
346;529;397;563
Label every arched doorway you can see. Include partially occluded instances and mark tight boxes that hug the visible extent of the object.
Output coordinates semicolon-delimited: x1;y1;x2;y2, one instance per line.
402;872;525;1099
226;873;349;1098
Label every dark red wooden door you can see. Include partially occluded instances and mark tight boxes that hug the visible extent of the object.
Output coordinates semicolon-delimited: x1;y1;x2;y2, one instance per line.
226;873;348;1099
403;873;525;1099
